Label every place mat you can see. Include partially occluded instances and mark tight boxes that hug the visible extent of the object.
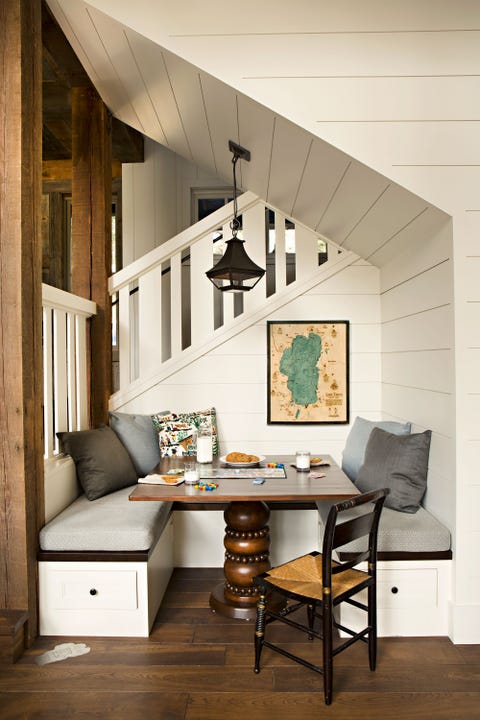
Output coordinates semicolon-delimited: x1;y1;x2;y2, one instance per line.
199;467;286;479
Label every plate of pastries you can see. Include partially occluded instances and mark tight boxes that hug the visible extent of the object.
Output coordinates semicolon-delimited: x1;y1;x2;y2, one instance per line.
221;452;265;467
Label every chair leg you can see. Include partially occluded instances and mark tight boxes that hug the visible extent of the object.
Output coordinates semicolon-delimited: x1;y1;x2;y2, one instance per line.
322;597;333;705
307;602;316;640
254;592;266;673
368;583;377;671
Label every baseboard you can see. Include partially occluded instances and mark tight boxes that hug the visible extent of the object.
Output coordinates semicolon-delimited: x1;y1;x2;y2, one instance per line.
449;602;480;643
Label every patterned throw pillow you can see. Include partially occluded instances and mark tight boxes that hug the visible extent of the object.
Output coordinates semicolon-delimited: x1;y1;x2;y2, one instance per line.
151;407;218;458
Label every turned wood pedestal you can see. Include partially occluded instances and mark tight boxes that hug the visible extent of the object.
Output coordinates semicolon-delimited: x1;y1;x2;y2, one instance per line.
209;501;272;620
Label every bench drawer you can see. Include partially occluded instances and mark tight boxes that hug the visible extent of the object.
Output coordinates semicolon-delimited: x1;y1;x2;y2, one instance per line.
49;569;138;610
377;567;437;609
339;560;451;636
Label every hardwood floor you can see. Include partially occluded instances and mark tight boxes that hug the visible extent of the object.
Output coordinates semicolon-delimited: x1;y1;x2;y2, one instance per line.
1;568;479;719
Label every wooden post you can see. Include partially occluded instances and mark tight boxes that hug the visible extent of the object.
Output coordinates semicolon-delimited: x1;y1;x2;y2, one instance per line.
0;0;44;645
71;87;112;426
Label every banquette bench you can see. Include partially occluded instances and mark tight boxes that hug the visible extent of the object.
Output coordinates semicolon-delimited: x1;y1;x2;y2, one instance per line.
38;412;452;638
38;413;175;637
38;486;173;637
317;416;452;637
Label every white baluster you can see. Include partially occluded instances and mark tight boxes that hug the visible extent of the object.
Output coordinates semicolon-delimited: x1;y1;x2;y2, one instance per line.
53;308;68;443
295;224;319;281
221;222;235;325
191;235;214;346
75;315;89;430
118;284;131;390
43;307;54;458
243;203;267;315
66;312;77;431
139;266;163;380
274;211;287;294
170;252;182;357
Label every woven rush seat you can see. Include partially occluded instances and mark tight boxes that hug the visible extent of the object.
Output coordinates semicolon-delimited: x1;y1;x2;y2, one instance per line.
265;552;368;601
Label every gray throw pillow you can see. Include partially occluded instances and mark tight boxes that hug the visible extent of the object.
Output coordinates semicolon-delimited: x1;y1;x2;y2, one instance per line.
109;411;168;476
356;427;432;514
342;416;412;482
57;425;138;501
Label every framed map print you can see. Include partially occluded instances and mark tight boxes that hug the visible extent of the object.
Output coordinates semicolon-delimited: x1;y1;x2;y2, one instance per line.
267;320;349;424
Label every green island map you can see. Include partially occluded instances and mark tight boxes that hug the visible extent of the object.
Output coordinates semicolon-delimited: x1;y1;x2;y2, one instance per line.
268;322;348;423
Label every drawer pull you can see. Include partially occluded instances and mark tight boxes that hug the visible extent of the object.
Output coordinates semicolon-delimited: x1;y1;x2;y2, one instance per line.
391;586;399;594
89;588;98;596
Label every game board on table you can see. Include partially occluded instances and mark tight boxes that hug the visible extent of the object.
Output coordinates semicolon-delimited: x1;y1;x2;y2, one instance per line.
199;467;286;479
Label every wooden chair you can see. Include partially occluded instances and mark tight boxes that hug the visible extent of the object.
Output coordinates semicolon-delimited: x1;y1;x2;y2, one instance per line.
253;488;389;705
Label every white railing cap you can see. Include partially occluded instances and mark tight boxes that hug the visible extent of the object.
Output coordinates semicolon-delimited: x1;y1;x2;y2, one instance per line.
42;283;96;317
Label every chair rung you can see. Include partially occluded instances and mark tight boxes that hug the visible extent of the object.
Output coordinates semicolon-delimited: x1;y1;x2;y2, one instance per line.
344;596;368;611
266;609;323;640
332;626;370;656
263;640;324;675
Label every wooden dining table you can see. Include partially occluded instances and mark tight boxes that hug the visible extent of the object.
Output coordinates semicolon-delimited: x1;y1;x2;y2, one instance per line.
129;454;359;620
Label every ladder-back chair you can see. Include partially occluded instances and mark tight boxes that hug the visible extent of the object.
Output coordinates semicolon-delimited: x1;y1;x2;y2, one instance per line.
253;487;389;705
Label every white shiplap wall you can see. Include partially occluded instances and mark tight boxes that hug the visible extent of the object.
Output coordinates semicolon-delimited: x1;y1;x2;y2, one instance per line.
119;259;382;467
380;217;455;530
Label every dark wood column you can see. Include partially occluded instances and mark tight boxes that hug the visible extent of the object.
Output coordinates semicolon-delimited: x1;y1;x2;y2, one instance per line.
0;0;44;644
71;87;112;426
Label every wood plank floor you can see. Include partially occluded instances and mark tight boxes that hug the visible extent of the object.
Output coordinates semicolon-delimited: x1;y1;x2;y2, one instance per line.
1;568;480;719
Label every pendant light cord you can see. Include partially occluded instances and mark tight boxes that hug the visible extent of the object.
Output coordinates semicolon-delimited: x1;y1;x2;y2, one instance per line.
231;153;240;237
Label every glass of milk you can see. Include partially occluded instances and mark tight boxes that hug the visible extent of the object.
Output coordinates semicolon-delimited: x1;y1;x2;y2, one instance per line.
183;458;199;485
196;428;213;464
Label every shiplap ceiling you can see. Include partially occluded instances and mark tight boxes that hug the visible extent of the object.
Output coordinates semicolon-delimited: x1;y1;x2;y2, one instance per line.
47;0;451;266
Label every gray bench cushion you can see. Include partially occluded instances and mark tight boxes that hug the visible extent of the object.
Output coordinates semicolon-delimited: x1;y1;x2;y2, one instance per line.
316;501;451;554
39;485;172;552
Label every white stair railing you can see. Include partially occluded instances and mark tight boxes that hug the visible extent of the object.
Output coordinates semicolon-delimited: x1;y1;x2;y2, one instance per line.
109;191;355;408
42;284;96;459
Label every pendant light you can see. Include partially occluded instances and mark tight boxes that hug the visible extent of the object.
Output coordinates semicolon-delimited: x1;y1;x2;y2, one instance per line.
206;141;265;292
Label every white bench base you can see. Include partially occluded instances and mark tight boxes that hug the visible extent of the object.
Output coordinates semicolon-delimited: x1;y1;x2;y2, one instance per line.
39;517;173;637
339;558;452;637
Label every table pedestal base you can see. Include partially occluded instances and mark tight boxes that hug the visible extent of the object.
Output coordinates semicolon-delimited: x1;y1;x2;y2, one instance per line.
210;581;258;620
209;500;280;620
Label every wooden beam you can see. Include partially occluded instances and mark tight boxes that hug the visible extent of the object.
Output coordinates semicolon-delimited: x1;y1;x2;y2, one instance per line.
71;87;112;427
112;117;144;164
42;4;144;165
42;3;90;88
0;0;44;645
43;159;122;183
42;192;67;289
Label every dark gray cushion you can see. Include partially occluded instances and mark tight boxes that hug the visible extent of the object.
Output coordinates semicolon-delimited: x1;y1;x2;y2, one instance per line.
57;425;137;501
356;427;432;513
342;416;411;482
109;411;168;476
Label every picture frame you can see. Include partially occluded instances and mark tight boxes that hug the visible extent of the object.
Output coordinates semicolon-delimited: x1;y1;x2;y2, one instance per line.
267;320;349;424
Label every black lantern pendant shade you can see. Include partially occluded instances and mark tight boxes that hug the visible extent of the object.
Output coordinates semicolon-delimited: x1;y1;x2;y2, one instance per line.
206;141;265;292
